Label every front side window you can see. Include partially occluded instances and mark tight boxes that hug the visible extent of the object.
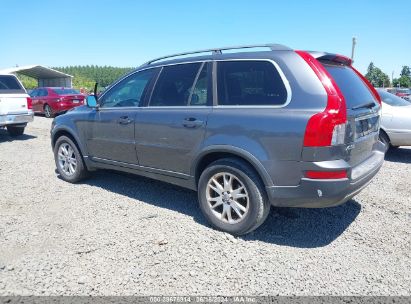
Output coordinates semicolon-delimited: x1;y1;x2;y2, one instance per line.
100;69;155;108
30;89;38;97
217;60;288;106
150;63;201;107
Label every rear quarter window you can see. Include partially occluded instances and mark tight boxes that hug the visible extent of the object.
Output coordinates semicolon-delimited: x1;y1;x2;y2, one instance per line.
322;64;376;109
0;75;25;93
217;60;288;106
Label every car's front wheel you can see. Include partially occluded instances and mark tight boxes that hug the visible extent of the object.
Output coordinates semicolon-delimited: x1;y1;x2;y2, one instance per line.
54;136;89;183
198;158;270;235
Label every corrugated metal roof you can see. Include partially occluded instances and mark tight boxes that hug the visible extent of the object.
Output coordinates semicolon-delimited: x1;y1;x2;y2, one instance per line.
0;65;73;79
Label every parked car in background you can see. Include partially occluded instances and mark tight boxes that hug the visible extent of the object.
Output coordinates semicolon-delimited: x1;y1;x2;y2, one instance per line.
0;74;33;136
377;89;411;151
51;44;385;235
30;87;85;118
387;88;411;101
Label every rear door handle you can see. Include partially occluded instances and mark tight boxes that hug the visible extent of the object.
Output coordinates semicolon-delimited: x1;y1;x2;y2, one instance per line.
118;116;134;125
182;117;203;128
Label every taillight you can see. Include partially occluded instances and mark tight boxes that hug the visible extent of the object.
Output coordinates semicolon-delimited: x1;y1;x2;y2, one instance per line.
296;51;347;147
305;170;347;179
26;97;32;110
351;66;382;106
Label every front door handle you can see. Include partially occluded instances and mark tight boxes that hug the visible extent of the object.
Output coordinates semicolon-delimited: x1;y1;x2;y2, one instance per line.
182;117;203;128
118;116;133;125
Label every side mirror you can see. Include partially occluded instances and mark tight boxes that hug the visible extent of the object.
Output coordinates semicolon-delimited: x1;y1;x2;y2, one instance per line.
86;95;98;108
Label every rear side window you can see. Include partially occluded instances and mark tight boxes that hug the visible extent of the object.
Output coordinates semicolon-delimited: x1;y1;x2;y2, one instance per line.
323;64;376;109
0;75;25;93
217;61;288;106
150;63;202;107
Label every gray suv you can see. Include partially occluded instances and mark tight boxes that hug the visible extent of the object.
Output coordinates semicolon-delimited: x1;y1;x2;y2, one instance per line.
51;44;385;235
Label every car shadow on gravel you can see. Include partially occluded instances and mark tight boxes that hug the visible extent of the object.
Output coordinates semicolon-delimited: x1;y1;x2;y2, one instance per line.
76;170;361;248
385;147;411;164
243;200;361;248
0;129;37;143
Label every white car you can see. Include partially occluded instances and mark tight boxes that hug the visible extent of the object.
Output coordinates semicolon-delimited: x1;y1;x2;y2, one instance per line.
377;89;411;151
0;74;34;136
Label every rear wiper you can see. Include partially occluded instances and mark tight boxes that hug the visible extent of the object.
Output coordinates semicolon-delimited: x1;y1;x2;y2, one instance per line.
351;101;375;110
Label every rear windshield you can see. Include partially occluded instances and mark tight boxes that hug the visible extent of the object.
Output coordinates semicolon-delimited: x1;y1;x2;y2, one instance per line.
378;90;411;107
52;88;80;95
322;64;376;109
0;75;25;93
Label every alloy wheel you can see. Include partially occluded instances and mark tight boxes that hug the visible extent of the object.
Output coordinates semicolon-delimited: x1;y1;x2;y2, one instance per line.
206;172;249;224
57;143;77;176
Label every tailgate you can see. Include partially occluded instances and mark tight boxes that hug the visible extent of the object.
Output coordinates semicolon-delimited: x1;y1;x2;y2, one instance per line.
0;94;30;115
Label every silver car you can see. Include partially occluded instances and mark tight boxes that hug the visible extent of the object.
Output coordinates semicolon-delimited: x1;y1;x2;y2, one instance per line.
378;89;411;151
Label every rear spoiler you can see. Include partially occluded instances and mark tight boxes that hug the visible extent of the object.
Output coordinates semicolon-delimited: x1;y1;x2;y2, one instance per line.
307;51;353;66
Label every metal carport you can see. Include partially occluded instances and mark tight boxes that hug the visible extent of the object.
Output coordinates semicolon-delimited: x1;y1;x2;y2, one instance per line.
0;65;73;88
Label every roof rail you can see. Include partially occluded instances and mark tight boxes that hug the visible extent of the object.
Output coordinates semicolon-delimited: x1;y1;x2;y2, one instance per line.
142;43;292;66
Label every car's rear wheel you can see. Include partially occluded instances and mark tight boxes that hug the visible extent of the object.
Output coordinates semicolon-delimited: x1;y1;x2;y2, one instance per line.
6;124;25;137
54;136;89;183
198;158;270;235
44;104;54;118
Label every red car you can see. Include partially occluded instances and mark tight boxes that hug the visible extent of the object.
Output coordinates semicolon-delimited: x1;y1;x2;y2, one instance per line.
30;87;85;118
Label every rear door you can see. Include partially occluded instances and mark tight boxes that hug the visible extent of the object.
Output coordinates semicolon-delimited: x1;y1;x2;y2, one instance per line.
321;61;381;166
0;75;29;115
87;68;157;164
135;62;212;175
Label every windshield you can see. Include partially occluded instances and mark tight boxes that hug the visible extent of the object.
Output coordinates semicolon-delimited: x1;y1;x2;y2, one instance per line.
322;63;376;109
377;90;411;107
52;88;80;95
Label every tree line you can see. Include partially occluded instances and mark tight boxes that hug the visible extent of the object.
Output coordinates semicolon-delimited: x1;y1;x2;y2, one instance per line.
365;63;410;88
54;65;134;91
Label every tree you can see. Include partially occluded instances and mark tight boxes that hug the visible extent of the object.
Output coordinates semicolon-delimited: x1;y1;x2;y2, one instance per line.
400;66;411;78
365;62;390;87
16;73;37;89
393;76;411;88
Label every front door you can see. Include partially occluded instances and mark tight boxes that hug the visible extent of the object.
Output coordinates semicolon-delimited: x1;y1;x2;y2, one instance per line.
87;69;157;164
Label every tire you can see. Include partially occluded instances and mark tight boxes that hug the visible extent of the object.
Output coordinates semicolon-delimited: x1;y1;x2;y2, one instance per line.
379;131;390;153
198;158;270;236
54;135;89;183
44;104;54;118
7;125;25;137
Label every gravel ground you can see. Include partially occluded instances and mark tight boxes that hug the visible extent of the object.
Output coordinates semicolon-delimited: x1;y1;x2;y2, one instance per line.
0;116;410;296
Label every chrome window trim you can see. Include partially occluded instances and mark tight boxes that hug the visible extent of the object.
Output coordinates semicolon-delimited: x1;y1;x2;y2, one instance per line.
99;58;292;109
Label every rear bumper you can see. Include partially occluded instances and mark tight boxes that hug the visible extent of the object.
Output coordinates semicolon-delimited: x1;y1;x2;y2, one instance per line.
0;111;34;126
266;149;385;208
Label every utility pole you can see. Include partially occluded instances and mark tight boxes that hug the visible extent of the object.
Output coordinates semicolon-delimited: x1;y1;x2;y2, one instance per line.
351;37;357;63
392;71;394;87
